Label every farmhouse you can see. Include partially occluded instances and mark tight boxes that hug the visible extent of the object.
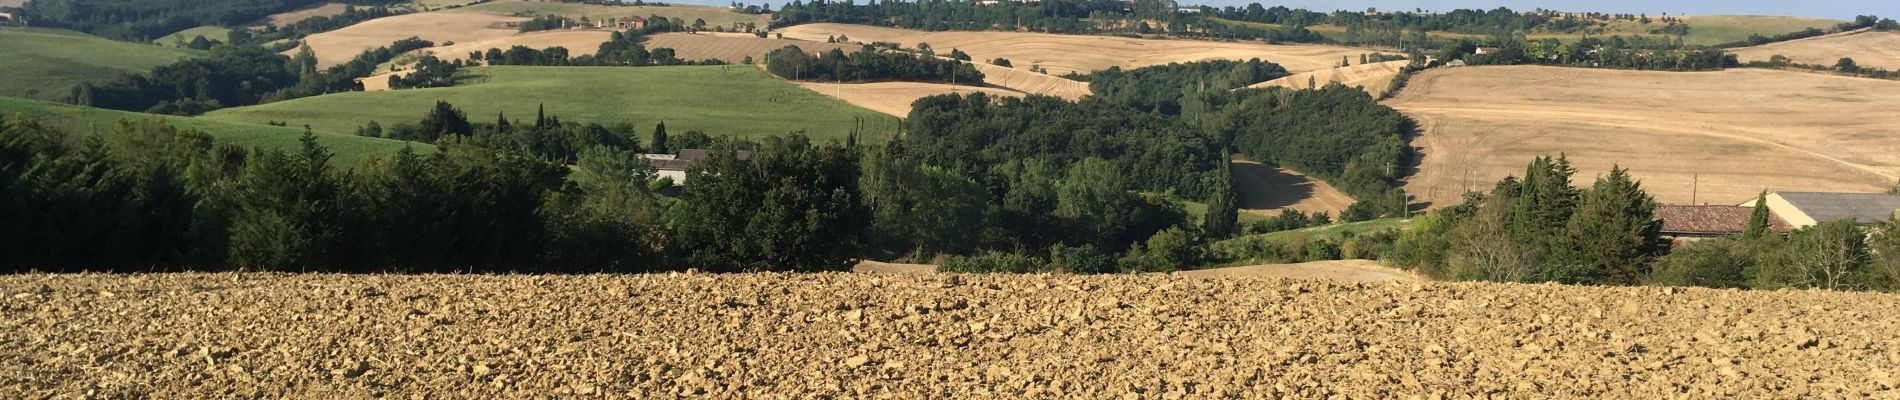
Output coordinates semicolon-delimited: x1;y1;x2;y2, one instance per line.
640;148;754;185
1740;191;1900;228
617;16;647;30
1653;205;1791;241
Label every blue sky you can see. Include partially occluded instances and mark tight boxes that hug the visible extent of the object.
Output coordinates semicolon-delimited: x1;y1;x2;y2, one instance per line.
1179;0;1893;20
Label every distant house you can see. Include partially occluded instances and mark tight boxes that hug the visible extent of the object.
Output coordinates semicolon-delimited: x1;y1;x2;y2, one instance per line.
619;16;647;30
640;149;755;186
1473;47;1499;55
1444;59;1467;67
1654;205;1791;241
1740;192;1900;228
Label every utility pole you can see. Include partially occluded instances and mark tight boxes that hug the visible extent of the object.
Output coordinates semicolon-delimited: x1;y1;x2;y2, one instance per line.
1692;173;1699;205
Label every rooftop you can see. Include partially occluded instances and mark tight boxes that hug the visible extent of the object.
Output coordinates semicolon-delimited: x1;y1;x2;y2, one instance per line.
1654;205;1792;235
1776;192;1900;224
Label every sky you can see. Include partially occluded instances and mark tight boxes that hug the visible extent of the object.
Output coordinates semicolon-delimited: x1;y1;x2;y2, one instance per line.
1178;0;1893;20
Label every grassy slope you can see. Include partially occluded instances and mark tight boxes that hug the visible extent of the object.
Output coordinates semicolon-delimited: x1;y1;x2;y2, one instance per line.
0;28;203;101
1175;196;1270;225
154;26;235;47
203;65;900;142
0;97;430;166
451;1;767;29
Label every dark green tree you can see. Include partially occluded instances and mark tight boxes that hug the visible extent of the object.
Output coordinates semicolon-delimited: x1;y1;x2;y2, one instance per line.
672;135;871;271
1742;191;1772;239
1556;166;1665;285
650;121;668;153
1202;155;1240;239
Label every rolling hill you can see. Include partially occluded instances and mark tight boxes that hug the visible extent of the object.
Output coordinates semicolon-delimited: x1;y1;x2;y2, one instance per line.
0;28;203;102
202;65;900;142
1388;65;1900;208
0;97;427;166
1247;60;1408;96
774;23;1385;75
1730;29;1900;71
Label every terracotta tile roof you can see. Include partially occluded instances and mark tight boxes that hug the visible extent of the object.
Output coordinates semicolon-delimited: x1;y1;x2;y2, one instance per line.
1655;205;1792;235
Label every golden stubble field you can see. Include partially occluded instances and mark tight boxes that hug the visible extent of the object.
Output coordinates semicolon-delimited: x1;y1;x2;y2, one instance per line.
792;81;1022;117
296;11;526;68
644;32;858;63
1730;29;1900;71
1248;60;1408;96
5;272;1897;397
775;23;1386;75
1389;65;1900;207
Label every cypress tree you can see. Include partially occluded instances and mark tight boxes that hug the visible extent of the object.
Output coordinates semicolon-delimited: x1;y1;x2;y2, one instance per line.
535;103;547;129
1202;154;1239;239
1559;166;1664;285
1743;191;1772;239
651;121;669;154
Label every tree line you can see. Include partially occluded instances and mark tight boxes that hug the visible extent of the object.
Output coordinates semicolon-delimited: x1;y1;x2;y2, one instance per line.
764;45;984;84
16;0;399;41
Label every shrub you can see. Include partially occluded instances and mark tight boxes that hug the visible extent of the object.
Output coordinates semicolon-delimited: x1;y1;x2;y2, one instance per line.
938;251;1050;274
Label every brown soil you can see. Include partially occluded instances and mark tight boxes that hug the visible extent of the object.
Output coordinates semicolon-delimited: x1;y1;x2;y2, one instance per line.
1231;160;1355;216
1730;29;1900;71
5;272;1898;397
1173;260;1418;283
1248;60;1408;96
776;23;1385;75
793;81;1023;117
1388;65;1900;208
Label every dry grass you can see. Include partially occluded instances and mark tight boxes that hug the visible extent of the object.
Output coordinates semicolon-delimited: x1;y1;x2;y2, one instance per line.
968;62;1091;99
1173;260;1419;283
775;23;1386;75
419;29;614;64
1389;65;1900;208
1730;29;1900;71
792;81;1021;117
1248;60;1407;96
645;32;857;63
1232;160;1355;216
448;0;767;30
253;3;349;27
295;11;524;67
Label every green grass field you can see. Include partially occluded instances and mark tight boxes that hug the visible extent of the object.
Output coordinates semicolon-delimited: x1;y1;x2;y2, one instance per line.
450;1;767;30
203;65;900;143
1174;196;1270;225
0;97;430;166
154;25;235;47
0;28;203;101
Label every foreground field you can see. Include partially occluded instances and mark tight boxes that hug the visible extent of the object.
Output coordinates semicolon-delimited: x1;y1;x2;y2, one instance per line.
1730;29;1900;71
1247;60;1407;96
0;97;426;165
5;272;1897;397
0;28;202;101
776;23;1383;75
202;66;898;142
793;81;1022;117
1390;66;1900;207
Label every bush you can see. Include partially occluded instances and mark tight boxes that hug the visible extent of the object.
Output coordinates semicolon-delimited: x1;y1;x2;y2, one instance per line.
1645;238;1755;289
1050;243;1114;274
1304;239;1341;261
938;251;1050;274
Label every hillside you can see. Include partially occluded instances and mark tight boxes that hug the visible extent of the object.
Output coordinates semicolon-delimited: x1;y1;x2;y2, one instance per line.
10;272;1896;397
1231;160;1355;216
1730;29;1900;71
793;81;1022;117
448;0;768;30
1388;65;1900;208
1247;60;1408;96
0;97;426;165
775;23;1385;75
295;11;527;67
0;28;203;101
201;65;899;142
644;32;858;63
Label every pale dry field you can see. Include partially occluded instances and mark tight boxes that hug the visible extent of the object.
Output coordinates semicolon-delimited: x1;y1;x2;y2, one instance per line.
776;23;1385;75
1232;160;1355;215
296;12;524;67
254;2;349;27
1731;29;1900;71
1248;60;1407;96
1173;260;1418;283
793;81;1021;117
448;0;768;30
420;29;614;64
969;62;1091;99
1389;66;1900;208
6;272;1899;397
645;32;858;63
0;0;24;7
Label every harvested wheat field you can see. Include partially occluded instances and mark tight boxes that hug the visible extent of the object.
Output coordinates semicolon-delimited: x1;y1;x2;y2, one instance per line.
1731;29;1900;71
794;81;1021;116
970;62;1092;99
645;32;858;63
1232;160;1355;215
1248;60;1408;96
419;30;614;63
1174;260;1418;283
295;12;523;67
1390;66;1900;208
776;23;1383;75
6;272;1900;397
253;3;349;27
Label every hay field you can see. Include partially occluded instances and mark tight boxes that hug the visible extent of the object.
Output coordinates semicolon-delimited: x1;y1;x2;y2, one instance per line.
969;62;1091;99
254;2;349;27
0;97;426;166
1247;60;1407;96
1676;15;1843;46
1232;160;1355;216
11;272;1897;397
793;81;1022;117
296;11;524;67
202;65;898;143
1731;29;1900;71
418;29;614;63
775;23;1383;75
0;28;203;101
645;32;858;63
449;0;767;30
1389;65;1900;208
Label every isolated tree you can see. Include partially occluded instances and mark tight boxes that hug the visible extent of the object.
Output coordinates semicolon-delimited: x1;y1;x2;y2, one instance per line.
650;121;668;153
1201;156;1239;239
991;57;1012;67
1742;191;1772;239
1835;57;1859;72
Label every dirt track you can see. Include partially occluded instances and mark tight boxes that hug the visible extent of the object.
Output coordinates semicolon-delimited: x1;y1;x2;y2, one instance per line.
6;272;1898;397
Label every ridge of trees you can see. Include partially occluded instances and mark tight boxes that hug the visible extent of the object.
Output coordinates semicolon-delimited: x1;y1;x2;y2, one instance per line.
764;45;984;84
